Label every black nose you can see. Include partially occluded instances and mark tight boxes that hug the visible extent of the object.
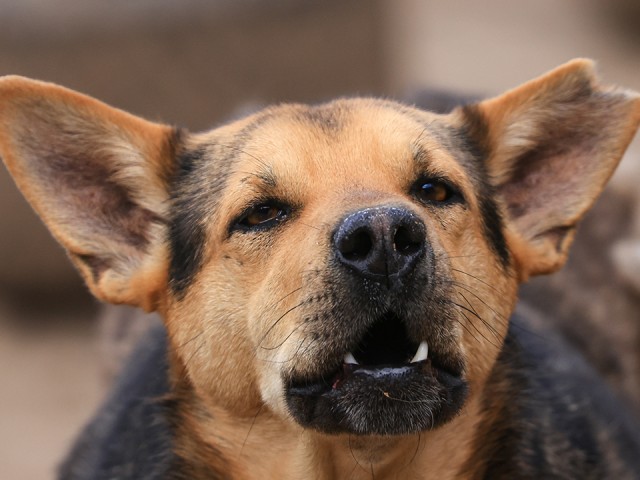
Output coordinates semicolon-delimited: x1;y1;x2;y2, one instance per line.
333;206;426;284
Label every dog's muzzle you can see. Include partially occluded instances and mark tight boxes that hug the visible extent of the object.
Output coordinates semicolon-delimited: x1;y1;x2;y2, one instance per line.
283;205;468;436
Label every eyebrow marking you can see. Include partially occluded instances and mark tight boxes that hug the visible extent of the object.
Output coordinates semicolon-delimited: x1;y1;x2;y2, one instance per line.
168;113;275;298
456;107;510;267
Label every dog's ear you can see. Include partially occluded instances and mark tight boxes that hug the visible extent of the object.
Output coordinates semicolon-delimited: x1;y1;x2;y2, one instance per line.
459;59;640;279
0;76;177;310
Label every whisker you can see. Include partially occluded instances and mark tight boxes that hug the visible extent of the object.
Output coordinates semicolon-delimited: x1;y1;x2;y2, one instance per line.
177;330;205;350
435;252;486;261
379;389;435;404
261;286;306;316
408;433;422;470
348;435;368;474
450;267;501;294
298;221;322;232
258;302;307;350
183;334;209;366
456;291;503;341
216;143;269;171
444;307;485;347
176;304;246;352
446;280;509;324
241;404;265;452
453;307;501;350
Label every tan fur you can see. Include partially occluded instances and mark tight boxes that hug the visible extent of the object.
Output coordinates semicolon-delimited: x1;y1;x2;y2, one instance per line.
1;61;639;479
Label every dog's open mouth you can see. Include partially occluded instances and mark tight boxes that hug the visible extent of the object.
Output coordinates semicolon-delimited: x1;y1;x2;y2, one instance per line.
331;315;427;390
285;314;468;435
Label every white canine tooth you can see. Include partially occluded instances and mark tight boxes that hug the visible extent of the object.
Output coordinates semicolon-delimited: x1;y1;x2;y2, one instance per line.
410;341;429;363
344;352;359;365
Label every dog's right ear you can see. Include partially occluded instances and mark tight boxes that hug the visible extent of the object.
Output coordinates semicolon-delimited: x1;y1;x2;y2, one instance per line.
456;60;640;280
0;76;178;311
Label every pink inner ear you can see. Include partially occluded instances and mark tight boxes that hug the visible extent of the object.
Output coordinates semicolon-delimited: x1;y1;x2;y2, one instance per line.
16;124;161;251
498;145;600;240
486;89;638;244
18;140;164;283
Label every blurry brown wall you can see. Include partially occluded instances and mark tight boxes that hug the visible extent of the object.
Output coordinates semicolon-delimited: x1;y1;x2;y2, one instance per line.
0;0;387;301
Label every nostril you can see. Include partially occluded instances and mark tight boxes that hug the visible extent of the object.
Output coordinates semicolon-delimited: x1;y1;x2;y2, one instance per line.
335;207;427;282
394;225;423;256
339;227;374;261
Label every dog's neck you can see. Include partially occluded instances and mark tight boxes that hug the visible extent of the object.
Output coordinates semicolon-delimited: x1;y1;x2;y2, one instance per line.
170;374;483;480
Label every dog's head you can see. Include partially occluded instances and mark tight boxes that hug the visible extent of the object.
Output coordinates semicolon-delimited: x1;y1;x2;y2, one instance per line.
1;60;638;437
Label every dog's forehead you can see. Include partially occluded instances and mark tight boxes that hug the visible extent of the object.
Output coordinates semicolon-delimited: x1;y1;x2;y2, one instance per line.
219;99;470;191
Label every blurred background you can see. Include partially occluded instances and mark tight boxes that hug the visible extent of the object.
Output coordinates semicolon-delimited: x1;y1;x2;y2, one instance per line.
1;1;640;478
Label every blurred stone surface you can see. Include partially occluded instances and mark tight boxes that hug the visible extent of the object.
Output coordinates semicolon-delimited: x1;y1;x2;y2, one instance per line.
0;0;386;295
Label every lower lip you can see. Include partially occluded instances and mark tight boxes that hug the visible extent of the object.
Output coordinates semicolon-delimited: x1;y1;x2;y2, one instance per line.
331;362;423;390
285;358;468;435
290;358;436;398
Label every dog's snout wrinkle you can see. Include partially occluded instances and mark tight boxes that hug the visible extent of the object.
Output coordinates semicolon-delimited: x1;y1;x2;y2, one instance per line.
334;206;426;284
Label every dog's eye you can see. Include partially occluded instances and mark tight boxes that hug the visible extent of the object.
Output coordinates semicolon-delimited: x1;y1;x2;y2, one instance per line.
415;179;456;204
237;203;287;229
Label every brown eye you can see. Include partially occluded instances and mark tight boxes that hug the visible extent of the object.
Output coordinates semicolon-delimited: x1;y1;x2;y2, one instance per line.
238;203;287;229
417;181;451;203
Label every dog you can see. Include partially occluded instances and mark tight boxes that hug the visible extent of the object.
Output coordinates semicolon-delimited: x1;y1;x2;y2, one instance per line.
1;59;640;479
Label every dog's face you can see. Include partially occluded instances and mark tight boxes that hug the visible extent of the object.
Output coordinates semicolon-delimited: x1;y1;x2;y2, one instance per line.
1;60;639;438
169;101;516;434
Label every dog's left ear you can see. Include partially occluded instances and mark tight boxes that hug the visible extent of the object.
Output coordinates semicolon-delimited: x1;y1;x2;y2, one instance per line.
459;59;640;279
0;76;177;310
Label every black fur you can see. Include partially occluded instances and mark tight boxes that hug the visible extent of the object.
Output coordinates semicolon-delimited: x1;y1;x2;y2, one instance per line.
475;189;511;267
58;322;175;480
169;144;209;297
464;306;640;479
299;104;343;134
453;105;511;268
60;308;640;479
